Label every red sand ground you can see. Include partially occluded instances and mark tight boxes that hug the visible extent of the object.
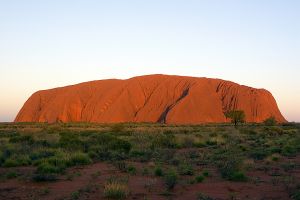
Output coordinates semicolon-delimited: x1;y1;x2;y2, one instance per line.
1;156;299;200
15;74;286;124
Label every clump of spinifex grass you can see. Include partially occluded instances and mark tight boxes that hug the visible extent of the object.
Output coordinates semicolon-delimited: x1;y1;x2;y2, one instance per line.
103;176;129;199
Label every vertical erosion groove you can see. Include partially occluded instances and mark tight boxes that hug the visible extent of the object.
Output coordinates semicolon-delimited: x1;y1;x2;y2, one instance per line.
157;88;190;123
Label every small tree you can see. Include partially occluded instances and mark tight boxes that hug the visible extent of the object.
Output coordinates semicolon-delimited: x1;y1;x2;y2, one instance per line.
263;116;277;126
225;110;245;126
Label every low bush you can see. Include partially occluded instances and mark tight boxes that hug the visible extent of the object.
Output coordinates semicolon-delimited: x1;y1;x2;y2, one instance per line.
30;149;55;161
154;166;163;176
151;133;177;149
205;140;217;146
129;150;152;162
6;171;17;179
3;159;19;167
291;190;300;200
69;152;92;166
202;170;210;177
229;171;248;182
197;192;214;200
71;191;80;200
3;155;31;167
32;173;58;182
281;162;296;172
179;163;194;176
263;116;277;126
142;167;149;176
180;136;195;148
215;151;245;181
164;170;178;190
127;165;136;175
37;162;62;174
46;155;68;170
282;145;297;157
0;152;4;165
9;135;34;144
59;132;83;150
272;155;279;161
194;142;206;148
114;161;127;172
103;177;129;200
195;175;205;183
92;134;132;153
108;139;132;154
249;148;270;160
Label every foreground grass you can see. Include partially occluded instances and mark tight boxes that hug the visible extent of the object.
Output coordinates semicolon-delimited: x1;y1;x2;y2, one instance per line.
0;122;300;199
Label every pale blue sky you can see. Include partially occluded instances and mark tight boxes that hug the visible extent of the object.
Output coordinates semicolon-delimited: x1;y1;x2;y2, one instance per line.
0;0;299;122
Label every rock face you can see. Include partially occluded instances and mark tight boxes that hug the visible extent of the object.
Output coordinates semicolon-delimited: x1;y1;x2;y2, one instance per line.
15;74;286;124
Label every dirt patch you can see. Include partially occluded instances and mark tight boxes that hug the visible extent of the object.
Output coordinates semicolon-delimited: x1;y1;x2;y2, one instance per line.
0;160;298;200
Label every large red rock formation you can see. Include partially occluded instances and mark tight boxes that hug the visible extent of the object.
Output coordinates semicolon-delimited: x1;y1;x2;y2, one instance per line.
15;74;286;124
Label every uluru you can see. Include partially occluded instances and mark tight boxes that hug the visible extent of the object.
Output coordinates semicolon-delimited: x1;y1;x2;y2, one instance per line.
15;74;286;124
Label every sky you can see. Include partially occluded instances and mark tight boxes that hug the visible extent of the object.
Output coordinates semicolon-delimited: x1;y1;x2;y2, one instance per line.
0;0;299;122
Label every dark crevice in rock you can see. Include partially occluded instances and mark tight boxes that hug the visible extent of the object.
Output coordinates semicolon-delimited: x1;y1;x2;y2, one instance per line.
157;87;190;123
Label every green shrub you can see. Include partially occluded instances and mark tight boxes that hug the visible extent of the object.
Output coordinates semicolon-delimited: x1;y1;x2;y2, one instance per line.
291;190;300;200
197;192;214;200
179;163;194;175
129;150;152;162
202;170;210;177
265;126;284;136
103;181;129;199
71;191;80;200
240;128;257;135
30;149;55;161
110;123;126;134
46;155;68;169
6;171;17;179
151;133;177;149
32;173;58;182
153;148;175;163
114;161;127;172
170;157;181;166
195;175;205;183
194;142;206;148
142;167;149;176
88;146;111;161
225;110;245;126
127;165;136;175
249;148;270;160
282;145;297;157
281;162;296;172
37;162;62;174
0;152;4;165
108;139;132;154
92;134;132;153
3;155;31;167
181;136;195;148
205;140;217;146
164;170;178;190
59;132;83;150
272;156;279;161
264;116;277;126
87;150;97;159
270;146;281;154
3;159;19;167
9;135;34;144
229;171;247;182
154;166;163;176
216;153;243;181
69;152;92;166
